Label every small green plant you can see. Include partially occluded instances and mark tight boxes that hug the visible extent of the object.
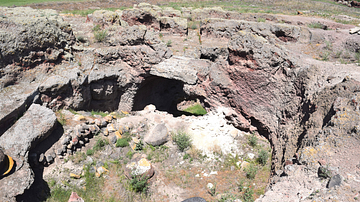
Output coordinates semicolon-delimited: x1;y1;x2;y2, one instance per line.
320;51;330;61
77;35;87;43
334;50;342;58
183;153;190;160
308;22;326;29
86;149;94;156
116;138;130;147
243;187;254;202
159;33;163;38
94;30;107;42
248;133;258;147
129;175;149;193
92;24;101;32
135;140;144;151
182;103;207;115
172;131;192;152
245;163;257;179
166;40;172;47
93;138;108;151
354;52;360;64
56;110;66;126
257;149;269;166
238;179;245;192
257;17;266;22
126;150;134;159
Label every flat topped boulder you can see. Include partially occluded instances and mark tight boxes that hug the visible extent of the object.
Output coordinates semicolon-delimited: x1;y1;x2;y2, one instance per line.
150;56;211;85
0;104;57;201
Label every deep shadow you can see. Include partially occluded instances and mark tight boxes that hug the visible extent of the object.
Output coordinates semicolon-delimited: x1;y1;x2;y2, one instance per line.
16;123;64;202
132;76;190;116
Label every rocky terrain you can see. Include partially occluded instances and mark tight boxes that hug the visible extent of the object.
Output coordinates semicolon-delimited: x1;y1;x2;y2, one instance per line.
0;2;360;202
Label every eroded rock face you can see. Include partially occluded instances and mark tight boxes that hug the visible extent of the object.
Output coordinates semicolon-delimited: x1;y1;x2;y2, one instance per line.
0;104;57;201
0;7;75;68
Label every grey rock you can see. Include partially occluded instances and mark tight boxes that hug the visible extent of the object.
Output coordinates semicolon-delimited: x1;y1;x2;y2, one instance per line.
181;197;207;202
144;123;168;146
0;7;75;68
38;75;70;96
150;56;211;85
0;82;39;135
159;17;188;34
61;136;71;145
79;140;85;146
38;153;45;163
110;135;117;144
46;155;54;163
327;174;342;189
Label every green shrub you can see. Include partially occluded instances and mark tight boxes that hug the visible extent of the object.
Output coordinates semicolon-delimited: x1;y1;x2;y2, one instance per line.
93;139;108;151
245;163;257;179
243;187;254;202
94;30;107;42
248;133;257;147
172;131;192;152
135;140;144;151
258;149;269;166
126;150;134;159
166;40;172;47
129;175;149;193
86;149;94;156
116;138;129;147
92;24;101;32
257;17;266;22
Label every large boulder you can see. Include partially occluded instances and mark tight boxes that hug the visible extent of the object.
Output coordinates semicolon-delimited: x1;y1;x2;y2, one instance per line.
144;123;168;146
0;104;57;201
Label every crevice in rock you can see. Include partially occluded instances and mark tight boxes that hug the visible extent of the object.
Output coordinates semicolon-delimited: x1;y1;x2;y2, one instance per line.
138;14;154;26
274;30;297;42
322;104;336;127
250;117;270;140
16;123;64;202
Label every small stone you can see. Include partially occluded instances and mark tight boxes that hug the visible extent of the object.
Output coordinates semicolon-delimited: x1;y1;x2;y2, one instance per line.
61;136;71;145
56;148;63;155
96;166;109;177
247;153;255;159
181;197;207;202
68;192;84;202
74;115;86;121
70;173;81;179
107;124;116;132
350;27;360;34
39;153;45;163
241;161;250;171
327;174;342;188
103;128;109;136
84;138;89;143
110;136;117;144
79;140;85;146
207;183;214;189
46;155;54;163
115;131;122;139
318;159;326;166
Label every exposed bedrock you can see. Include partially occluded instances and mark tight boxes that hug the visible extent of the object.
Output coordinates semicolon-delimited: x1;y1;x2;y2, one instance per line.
2;5;360;200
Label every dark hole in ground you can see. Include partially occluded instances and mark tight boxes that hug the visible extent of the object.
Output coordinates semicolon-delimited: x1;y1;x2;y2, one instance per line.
139;14;154;25
274;30;297;42
132;76;203;116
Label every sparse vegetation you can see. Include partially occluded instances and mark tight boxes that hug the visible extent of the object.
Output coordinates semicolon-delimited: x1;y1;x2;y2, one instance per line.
308;22;326;29
94;30;107;42
90;110;108;117
245;163;258;179
243;187;255;202
116;138;130;147
129;175;149;193
182;103;207;115
257;18;266;22
56;110;66;126
248;133;258;147
172;131;192;152
166;40;172;47
258;149;269;166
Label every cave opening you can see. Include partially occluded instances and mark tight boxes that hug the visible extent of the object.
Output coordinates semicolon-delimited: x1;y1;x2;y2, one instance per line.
131;76;205;116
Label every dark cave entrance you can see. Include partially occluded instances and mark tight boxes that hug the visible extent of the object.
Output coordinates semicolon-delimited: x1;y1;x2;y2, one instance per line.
132;76;204;116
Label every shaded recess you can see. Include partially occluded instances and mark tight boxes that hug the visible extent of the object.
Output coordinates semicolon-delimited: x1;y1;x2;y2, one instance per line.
132;76;190;116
